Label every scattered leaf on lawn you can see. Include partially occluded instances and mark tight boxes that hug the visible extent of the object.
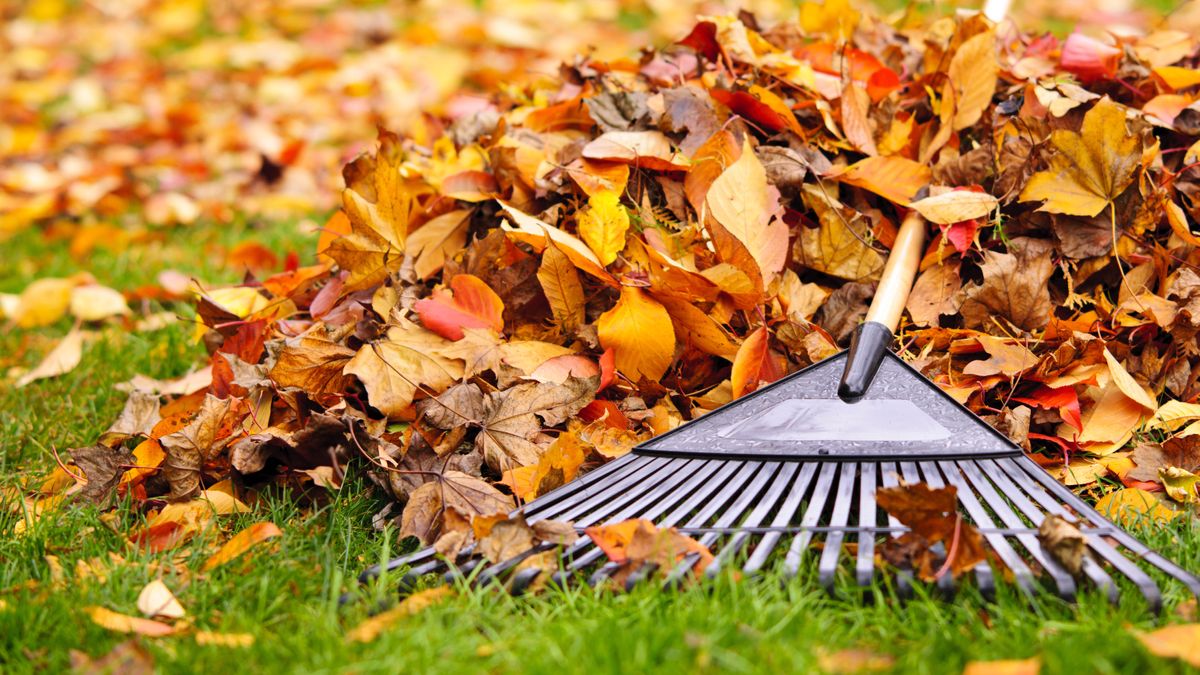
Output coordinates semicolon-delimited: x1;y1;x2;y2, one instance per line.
961;657;1042;675
194;631;256;648
136;579;186;619
346;587;455;643
17;328;85;387
1132;624;1200;667
202;522;283;571
1095;488;1179;528
85;606;176;637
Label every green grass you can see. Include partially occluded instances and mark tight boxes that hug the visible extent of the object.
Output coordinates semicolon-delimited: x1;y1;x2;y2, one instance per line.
2;221;1200;674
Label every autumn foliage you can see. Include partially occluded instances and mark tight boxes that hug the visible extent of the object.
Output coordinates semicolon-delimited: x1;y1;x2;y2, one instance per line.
18;4;1200;576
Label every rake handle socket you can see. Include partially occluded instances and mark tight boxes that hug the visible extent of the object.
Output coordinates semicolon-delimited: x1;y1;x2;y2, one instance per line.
838;321;893;401
838;211;926;402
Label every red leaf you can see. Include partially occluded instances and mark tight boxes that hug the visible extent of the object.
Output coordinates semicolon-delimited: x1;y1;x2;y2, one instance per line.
414;274;505;341
677;21;719;61
598;347;616;391
1060;33;1121;83
1014;385;1083;433
578;400;630;430
940;219;980;254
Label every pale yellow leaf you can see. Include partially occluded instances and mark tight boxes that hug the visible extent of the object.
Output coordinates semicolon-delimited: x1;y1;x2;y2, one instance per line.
136;579;185;619
17;328;85;387
70;285;130;321
909;191;998;225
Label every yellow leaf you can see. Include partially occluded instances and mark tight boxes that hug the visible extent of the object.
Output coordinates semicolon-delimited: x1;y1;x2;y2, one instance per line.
962;657;1041;675
537;242;585;332
85;606;176;637
341;132;432;252
799;0;860;40
947;31;999;131
1155;66;1200;90
909;191;998;225
202;522;282;571
1020;98;1141;217
796;184;885;282
346;587;454;643
832;155;930;205
69;285;129;322
597;287;675;382
407;209;471;280
1095;488;1179;528
1102;349;1158;411
576;191;630;266
16;328;85;388
705;139;788;284
1160;467;1200;503
13;277;76;328
498;201;615;284
1149;400;1200;433
1134;624;1200;667
194;631;255;648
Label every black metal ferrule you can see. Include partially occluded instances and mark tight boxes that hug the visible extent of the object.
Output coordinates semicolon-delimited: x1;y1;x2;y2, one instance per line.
837;321;893;402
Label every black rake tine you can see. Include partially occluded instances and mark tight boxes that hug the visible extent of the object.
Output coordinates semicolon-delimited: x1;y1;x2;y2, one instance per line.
855;462;878;588
982;458;1119;604
878;461;915;598
954;461;1077;601
743;462;818;574
916;463;958;598
783;462;839;578
818;462;858;593
708;462;801;577
931;460;1039;599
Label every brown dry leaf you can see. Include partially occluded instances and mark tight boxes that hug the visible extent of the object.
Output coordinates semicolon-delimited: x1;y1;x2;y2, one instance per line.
477;378;596;470
17;328;85;387
202;522;283;571
796;184;885;282
1036;514;1085;576
537;241;586;332
876;483;987;581
840;83;877;156
959;238;1054;332
501;430;587;500
343;319;465;419
84;606;176;637
70;444;135;504
345;587;455;643
907;261;963;327
159;395;246;501
269;327;356;397
962;336;1038;378
584;519;713;585
69;640;156;675
597;287;676;382
1128;437;1200;481
1020;98;1141;217
1132;624;1200;667
401;471;515;544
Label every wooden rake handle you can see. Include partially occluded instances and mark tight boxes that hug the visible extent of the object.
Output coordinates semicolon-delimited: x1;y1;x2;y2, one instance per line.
837;211;927;402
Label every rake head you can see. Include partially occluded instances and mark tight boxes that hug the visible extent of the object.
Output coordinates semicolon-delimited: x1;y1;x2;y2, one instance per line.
359;354;1200;610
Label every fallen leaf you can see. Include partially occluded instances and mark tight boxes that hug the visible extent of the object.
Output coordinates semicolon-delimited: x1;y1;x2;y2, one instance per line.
70;284;130;322
345;587;455;643
909;191;998;225
202;522;282;571
577;191;631;267
194;631;255;648
414;274;505;341
730;327;785;397
1094;488;1179;528
343;319;465;418
705;139;788;284
69;640;155;675
961;657;1041;675
597;287;676;382
1132;624;1200;667
17;328;85;387
876;483;987;581
1037;514;1085;576
815;647;895;673
537;241;586;332
136;579;185;619
959;238;1055;331
85;606;175;637
1020;98;1141;217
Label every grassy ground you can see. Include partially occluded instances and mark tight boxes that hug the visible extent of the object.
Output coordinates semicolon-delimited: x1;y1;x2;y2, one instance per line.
2;221;1200;673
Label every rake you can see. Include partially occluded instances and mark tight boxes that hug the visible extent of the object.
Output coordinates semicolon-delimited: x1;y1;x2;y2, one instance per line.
359;212;1200;609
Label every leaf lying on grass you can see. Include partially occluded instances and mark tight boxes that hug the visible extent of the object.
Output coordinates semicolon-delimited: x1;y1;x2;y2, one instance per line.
85;606;176;637
202;522;283;571
346;587;455;643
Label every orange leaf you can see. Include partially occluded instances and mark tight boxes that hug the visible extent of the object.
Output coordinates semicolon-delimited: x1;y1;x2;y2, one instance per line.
85;606;176;637
831;155;930;205
414;274;505;341
597;287;675;382
202;522;283;571
730;327;785;398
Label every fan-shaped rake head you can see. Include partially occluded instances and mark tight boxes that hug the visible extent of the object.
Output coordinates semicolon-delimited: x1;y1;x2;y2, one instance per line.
359;453;1200;610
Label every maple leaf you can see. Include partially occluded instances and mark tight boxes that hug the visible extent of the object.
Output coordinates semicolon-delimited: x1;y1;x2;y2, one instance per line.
400;471;514;544
476;378;597;471
1020;98;1142;217
343;319;465;419
341;131;433;252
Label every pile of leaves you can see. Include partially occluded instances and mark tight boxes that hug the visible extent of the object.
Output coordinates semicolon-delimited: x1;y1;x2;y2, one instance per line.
19;4;1200;576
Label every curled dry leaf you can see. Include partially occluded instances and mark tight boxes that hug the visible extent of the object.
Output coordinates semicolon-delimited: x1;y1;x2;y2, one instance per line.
16;328;85;388
85;606;176;637
1036;514;1086;576
136;579;186;619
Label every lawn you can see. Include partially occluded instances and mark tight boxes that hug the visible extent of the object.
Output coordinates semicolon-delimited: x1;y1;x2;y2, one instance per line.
5;0;1200;672
1;222;1198;673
